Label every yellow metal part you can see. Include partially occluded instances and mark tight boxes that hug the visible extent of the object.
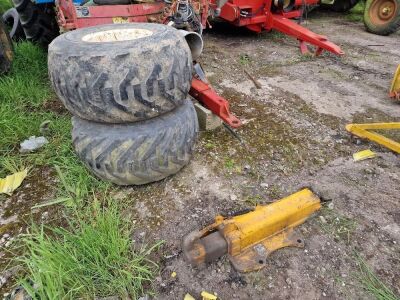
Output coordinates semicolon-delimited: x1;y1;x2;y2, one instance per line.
390;65;400;100
346;123;400;154
183;188;321;272
221;188;321;272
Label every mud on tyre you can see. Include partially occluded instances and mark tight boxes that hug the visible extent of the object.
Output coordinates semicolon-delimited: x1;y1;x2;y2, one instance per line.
49;23;193;123
72;100;199;185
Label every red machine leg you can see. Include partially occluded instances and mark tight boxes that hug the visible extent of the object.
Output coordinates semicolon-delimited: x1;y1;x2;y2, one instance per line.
190;78;242;128
271;15;344;56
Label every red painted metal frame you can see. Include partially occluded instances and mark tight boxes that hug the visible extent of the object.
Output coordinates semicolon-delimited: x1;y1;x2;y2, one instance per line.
57;0;164;30
190;78;241;128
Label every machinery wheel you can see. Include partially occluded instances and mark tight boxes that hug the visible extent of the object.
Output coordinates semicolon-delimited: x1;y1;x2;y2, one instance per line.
322;0;360;12
0;19;13;75
72;100;199;185
364;0;400;35
2;8;25;41
49;23;193;124
12;0;59;46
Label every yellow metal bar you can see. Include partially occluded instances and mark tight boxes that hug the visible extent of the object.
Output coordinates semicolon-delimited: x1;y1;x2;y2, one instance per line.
346;123;400;154
390;65;400;99
226;188;321;253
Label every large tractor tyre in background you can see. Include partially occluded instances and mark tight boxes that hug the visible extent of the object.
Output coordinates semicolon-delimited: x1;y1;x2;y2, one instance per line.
364;0;400;35
0;20;13;75
49;23;193;124
2;8;25;40
72;100;199;185
12;0;59;46
322;0;360;12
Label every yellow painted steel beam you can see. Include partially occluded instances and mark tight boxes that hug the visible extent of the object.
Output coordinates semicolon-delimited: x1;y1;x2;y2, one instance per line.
346;123;400;154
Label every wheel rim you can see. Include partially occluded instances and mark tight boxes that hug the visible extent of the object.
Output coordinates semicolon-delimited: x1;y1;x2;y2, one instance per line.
369;0;398;25
82;28;153;43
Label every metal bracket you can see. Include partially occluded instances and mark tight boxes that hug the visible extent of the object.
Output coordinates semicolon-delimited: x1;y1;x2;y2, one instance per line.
229;229;303;272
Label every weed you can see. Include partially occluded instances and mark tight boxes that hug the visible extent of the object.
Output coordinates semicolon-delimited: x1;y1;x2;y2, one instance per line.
18;199;161;299
239;54;251;65
267;184;282;199
244;195;263;206
355;253;399;300
224;158;236;169
319;206;357;243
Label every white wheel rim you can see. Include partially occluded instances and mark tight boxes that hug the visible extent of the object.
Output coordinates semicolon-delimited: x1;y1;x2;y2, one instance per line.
82;28;153;43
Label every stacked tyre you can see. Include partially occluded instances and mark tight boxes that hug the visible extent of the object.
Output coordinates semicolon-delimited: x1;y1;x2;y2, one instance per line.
48;23;199;185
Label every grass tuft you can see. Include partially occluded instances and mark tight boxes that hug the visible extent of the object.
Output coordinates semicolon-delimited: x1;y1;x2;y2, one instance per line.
19;200;160;299
355;253;400;300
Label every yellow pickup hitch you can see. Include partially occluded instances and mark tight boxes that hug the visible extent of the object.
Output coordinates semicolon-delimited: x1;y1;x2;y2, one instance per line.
390;65;400;100
346;123;400;154
183;188;321;272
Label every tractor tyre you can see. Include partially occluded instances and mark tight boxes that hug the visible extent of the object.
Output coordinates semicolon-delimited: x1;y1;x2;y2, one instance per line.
48;23;193;124
0;19;13;75
2;8;25;41
72;99;199;185
364;0;400;35
322;0;360;12
12;0;59;46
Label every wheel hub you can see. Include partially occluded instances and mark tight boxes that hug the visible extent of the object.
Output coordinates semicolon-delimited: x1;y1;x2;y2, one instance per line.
369;0;398;25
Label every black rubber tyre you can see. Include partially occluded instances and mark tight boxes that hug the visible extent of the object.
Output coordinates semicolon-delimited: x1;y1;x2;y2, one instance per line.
12;0;59;46
0;20;13;75
2;8;25;41
49;23;193;124
364;0;400;35
72;100;199;185
322;0;360;12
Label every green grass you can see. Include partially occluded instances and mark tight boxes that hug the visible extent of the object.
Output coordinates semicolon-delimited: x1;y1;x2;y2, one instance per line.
0;42;109;196
19;199;160;299
355;253;400;300
0;0;12;13
346;0;365;22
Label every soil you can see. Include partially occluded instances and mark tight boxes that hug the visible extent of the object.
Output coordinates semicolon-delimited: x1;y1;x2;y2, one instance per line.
1;11;400;300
